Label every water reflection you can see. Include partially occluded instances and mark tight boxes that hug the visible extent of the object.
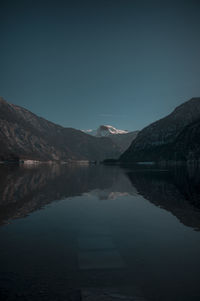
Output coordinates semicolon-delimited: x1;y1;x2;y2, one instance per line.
1;164;200;301
0;164;136;225
1;164;200;230
125;166;200;231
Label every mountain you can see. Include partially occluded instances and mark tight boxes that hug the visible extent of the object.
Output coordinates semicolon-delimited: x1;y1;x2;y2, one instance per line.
83;125;139;152
162;118;200;162
120;98;200;163
0;97;121;162
84;125;129;136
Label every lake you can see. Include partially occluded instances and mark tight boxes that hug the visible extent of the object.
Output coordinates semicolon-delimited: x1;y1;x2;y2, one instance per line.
0;163;200;300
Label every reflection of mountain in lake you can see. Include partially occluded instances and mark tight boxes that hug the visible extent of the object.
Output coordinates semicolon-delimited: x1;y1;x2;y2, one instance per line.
1;164;200;230
125;166;200;230
0;164;135;225
84;173;137;200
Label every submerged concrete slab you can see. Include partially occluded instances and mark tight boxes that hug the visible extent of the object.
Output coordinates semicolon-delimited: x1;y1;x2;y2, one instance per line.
78;226;112;237
78;250;125;270
81;288;147;300
78;237;116;250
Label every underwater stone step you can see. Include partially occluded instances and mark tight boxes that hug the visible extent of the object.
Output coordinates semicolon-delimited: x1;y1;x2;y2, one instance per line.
81;288;147;300
78;237;116;250
78;225;112;237
78;249;125;270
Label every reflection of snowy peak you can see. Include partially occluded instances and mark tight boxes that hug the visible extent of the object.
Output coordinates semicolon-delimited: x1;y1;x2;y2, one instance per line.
84;171;138;200
84;125;129;137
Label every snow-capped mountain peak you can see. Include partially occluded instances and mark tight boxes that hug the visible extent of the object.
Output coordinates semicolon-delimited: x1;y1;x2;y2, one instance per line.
83;125;129;137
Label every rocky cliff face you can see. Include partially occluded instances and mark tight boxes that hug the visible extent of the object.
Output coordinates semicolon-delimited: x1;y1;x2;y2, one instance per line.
166;118;200;161
120;98;200;162
0;97;120;161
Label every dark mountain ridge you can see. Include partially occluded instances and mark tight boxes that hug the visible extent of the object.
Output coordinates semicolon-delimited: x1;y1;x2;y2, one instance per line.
0;97;121;161
120;98;200;163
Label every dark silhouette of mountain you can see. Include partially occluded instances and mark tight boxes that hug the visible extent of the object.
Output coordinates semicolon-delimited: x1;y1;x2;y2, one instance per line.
0;97;120;161
120;98;200;162
168;118;200;161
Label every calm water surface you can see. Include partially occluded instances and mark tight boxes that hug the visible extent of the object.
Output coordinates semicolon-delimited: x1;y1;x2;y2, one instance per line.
0;164;200;300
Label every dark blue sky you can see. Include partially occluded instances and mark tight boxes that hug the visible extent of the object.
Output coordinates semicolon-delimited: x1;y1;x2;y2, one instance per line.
1;0;200;131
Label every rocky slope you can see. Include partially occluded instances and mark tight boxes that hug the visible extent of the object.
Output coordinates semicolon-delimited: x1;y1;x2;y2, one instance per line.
154;118;200;162
171;118;200;161
84;125;139;152
0;97;120;161
120;98;200;162
109;130;139;152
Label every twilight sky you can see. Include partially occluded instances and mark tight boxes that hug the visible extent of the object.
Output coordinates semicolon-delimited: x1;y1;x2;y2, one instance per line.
1;0;200;131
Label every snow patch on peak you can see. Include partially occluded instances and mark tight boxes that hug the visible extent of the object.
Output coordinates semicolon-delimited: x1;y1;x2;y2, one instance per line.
83;125;129;137
83;129;98;136
99;125;128;135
